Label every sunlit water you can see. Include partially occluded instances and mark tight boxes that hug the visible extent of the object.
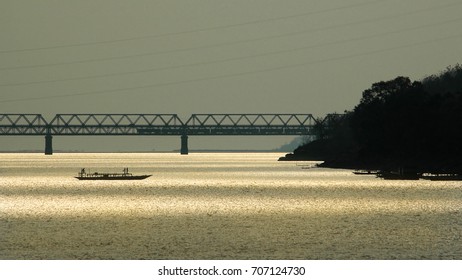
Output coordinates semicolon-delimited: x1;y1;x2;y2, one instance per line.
1;153;461;259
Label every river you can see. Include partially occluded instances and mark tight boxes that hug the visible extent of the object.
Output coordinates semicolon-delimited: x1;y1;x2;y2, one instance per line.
1;153;461;259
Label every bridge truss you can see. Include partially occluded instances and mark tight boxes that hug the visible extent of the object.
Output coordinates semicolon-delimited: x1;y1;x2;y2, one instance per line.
0;114;48;135
1;113;324;154
183;114;315;135
49;114;184;135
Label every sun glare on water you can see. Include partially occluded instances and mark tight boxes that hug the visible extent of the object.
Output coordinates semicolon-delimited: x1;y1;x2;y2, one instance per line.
1;153;461;259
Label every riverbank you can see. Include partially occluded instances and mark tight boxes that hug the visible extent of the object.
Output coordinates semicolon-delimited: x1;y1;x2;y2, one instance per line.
279;150;462;176
280;66;462;176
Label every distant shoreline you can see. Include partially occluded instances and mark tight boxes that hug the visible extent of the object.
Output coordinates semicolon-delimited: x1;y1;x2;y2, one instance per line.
0;150;286;154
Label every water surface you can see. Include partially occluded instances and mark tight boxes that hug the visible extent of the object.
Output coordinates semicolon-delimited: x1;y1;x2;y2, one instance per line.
1;153;461;259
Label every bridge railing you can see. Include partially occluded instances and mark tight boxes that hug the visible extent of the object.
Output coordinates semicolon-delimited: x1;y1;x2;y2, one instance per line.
0;114;49;135
49;114;184;135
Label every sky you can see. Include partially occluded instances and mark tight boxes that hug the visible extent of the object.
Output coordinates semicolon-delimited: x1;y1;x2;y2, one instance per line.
1;0;461;152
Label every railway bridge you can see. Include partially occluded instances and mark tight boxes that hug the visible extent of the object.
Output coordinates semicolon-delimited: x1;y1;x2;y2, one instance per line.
0;113;340;154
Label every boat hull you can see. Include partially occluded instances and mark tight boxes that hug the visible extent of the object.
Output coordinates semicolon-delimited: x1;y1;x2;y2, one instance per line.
377;172;421;180
75;175;151;180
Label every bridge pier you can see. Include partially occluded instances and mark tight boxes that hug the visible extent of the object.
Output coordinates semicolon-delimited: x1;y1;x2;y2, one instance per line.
180;134;188;155
45;134;53;155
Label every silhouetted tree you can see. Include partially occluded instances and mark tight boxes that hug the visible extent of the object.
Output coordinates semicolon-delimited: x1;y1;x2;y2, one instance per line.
288;65;462;172
422;64;462;94
350;77;420;160
350;71;462;171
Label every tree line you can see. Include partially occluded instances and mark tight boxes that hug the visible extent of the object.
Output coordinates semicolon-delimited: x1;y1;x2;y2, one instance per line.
284;64;462;172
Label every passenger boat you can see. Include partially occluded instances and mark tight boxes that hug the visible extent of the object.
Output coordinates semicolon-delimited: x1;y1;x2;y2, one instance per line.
75;168;151;180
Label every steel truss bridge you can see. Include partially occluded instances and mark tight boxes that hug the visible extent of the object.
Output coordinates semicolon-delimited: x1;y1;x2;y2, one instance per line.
0;113;338;154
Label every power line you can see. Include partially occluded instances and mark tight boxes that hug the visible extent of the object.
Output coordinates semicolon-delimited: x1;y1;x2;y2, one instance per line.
1;0;460;71
1;32;460;104
2;16;461;87
0;0;388;54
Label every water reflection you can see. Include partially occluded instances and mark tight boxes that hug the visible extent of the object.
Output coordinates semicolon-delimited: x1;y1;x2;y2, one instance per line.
1;153;461;259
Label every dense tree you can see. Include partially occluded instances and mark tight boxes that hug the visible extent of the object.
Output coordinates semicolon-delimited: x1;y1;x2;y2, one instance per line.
286;65;462;172
351;78;429;162
422;64;462;94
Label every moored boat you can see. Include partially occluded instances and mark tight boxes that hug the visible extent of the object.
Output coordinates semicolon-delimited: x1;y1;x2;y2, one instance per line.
421;173;462;181
376;168;421;180
353;170;378;175
75;168;151;180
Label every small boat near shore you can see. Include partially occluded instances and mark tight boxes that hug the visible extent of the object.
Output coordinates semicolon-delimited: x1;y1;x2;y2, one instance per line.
75;168;151;180
375;169;462;181
421;173;462;181
376;169;421;180
297;164;316;169
353;170;378;175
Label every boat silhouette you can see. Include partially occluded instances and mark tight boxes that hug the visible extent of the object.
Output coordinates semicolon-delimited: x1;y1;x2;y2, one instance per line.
75;168;151;180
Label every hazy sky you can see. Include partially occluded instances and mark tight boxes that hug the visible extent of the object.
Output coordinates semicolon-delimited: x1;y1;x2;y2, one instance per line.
1;0;461;151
